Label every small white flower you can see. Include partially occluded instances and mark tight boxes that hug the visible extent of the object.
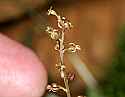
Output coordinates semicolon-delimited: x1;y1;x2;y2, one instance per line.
67;43;81;53
47;6;57;16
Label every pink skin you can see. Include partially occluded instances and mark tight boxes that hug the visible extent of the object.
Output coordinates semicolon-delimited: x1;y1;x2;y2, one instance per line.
0;33;47;97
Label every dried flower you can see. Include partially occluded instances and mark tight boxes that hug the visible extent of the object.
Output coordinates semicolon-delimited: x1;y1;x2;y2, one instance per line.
46;26;60;40
47;6;58;16
67;43;81;53
45;7;83;97
68;73;75;81
57;16;73;30
47;83;67;93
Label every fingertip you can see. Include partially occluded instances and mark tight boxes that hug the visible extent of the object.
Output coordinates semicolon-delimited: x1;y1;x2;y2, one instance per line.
0;33;47;97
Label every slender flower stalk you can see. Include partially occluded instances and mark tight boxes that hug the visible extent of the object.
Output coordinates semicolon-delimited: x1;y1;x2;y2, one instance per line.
46;7;81;97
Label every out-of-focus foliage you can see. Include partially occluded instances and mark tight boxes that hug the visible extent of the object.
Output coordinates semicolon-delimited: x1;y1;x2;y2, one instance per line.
101;26;125;97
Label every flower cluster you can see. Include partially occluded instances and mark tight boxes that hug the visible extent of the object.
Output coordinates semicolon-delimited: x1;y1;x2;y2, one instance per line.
46;7;82;97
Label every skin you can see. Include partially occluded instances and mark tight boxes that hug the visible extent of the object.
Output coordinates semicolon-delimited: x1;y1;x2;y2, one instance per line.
0;33;47;97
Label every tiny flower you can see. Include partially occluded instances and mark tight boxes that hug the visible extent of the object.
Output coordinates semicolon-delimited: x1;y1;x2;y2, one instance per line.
67;43;81;53
68;73;75;81
47;83;67;93
47;85;53;92
57;17;73;29
50;31;59;40
47;6;58;16
46;26;60;40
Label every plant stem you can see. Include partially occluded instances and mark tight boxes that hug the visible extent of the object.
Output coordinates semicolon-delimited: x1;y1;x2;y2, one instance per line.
63;73;71;97
58;30;71;97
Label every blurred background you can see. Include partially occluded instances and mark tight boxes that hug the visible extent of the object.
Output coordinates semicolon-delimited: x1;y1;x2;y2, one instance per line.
0;0;125;97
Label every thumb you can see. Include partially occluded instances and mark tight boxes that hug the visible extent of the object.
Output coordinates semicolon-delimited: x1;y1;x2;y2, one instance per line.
0;33;47;97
